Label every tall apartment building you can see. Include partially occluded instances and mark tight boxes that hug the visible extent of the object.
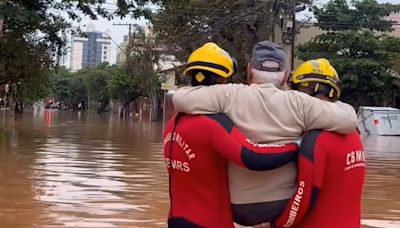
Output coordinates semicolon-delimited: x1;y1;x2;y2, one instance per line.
70;28;112;72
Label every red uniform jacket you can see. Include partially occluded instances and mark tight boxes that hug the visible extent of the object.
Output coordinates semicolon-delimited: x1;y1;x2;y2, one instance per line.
164;114;299;228
275;130;365;228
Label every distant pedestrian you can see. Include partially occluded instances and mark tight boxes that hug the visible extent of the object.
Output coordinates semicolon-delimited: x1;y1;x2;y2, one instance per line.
15;101;23;113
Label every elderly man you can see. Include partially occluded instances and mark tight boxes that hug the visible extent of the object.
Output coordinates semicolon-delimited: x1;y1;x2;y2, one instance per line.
172;41;358;226
164;42;299;228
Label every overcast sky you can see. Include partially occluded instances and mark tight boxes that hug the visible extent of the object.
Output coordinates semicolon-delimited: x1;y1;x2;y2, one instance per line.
63;0;400;67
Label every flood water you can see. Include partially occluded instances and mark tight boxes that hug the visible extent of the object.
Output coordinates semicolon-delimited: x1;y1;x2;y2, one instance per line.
361;135;400;228
0;110;399;227
0;111;169;227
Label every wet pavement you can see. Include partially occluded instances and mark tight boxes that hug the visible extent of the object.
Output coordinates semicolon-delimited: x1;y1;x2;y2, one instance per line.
0;110;398;227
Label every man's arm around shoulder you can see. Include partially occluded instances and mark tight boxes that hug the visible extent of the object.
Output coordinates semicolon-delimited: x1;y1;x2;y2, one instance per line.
290;90;357;134
172;84;244;114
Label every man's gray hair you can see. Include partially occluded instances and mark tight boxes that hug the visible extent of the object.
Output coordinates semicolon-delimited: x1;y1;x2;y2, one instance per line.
250;60;286;87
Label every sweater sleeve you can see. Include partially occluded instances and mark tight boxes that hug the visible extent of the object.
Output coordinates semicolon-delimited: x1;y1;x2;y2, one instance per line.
274;130;326;228
172;84;240;114
208;114;299;171
291;91;357;134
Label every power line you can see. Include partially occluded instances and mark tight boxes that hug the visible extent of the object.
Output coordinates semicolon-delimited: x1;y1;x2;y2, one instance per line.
166;2;270;52
102;32;128;56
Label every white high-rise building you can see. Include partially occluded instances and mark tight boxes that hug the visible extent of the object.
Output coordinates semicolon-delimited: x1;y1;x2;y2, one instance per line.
70;26;112;72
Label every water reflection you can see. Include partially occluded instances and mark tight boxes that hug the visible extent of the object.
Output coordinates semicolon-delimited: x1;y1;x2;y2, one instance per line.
0;110;399;227
0;110;168;227
361;135;400;227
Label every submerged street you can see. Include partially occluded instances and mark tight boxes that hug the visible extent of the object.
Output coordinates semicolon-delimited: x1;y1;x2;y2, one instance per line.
0;111;168;227
0;110;398;227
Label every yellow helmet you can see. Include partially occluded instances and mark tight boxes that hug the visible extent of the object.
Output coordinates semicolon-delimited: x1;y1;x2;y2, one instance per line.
183;42;236;79
291;58;341;100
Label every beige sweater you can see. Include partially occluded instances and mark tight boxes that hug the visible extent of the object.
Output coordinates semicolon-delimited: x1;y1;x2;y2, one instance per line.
172;83;357;204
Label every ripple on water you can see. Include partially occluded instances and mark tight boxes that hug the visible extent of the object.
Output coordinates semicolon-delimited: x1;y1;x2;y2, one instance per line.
0;112;169;227
1;112;399;227
361;135;400;226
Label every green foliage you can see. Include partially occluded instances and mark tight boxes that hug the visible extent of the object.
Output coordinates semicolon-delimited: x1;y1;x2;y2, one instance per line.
108;66;140;105
297;0;400;107
70;76;88;105
0;0;170;60
153;0;272;76
0;37;52;103
51;67;87;105
79;68;111;104
17;71;52;104
126;28;163;119
313;0;400;32
0;0;165;105
49;64;146;111
153;0;311;78
54;77;73;103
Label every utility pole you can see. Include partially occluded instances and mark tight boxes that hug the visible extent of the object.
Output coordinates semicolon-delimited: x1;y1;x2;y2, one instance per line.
270;0;280;43
280;0;306;71
281;0;295;71
113;23;138;64
113;23;137;46
290;0;296;71
112;23;137;118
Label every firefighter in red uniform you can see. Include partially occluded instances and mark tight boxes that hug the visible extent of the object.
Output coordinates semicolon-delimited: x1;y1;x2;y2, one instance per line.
164;43;299;228
273;59;365;228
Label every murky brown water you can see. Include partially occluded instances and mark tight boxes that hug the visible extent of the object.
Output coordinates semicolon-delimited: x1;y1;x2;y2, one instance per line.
0;110;169;227
0;110;399;227
361;135;400;228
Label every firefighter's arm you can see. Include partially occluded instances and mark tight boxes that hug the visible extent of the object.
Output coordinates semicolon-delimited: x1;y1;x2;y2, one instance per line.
209;115;298;171
274;130;327;228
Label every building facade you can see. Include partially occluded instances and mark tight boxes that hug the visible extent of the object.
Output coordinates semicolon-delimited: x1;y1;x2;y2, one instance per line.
116;35;129;65
390;14;400;36
70;30;112;72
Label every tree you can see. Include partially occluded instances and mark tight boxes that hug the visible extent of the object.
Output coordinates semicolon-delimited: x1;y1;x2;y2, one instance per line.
126;28;163;120
0;0;170;61
70;76;88;107
51;67;87;108
108;65;141;116
79;67;111;112
153;0;312;79
0;37;52;107
297;0;400;107
153;0;272;77
0;0;164;107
